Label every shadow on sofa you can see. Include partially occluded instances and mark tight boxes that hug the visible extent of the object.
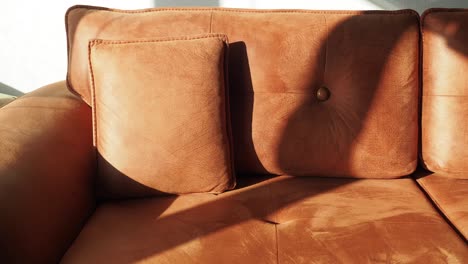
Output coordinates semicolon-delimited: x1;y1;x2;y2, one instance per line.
88;172;363;257
66;13;436;261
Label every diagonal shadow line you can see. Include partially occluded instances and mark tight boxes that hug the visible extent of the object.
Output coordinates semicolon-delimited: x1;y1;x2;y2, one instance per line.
63;174;357;262
127;176;356;258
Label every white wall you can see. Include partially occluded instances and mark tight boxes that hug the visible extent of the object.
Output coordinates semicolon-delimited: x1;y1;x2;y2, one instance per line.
1;0;467;94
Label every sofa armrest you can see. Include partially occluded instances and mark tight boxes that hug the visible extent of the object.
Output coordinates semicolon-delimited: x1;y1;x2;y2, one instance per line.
0;81;95;263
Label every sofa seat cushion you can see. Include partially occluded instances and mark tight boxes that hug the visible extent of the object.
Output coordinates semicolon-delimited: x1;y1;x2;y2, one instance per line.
417;171;468;239
62;176;468;263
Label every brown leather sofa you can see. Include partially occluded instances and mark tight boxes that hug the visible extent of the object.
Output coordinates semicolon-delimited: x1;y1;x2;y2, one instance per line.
1;6;467;263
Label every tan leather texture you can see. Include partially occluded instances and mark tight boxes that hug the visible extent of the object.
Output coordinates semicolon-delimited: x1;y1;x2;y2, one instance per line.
422;9;468;176
89;34;235;198
61;175;468;263
0;82;95;263
416;171;468;240
67;6;419;178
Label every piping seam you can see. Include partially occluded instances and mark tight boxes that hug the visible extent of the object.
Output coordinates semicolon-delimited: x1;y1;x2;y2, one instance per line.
67;5;418;15
209;10;214;33
275;223;279;264
88;34;228;46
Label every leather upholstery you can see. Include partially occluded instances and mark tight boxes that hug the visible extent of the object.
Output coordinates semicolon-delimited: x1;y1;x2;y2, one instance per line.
1;6;467;263
61;176;468;263
416;171;468;239
218;10;419;178
67;7;419;178
89;34;235;198
0;82;95;263
422;9;468;176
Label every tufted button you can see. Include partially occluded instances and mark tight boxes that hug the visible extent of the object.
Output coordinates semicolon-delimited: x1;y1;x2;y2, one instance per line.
316;86;330;102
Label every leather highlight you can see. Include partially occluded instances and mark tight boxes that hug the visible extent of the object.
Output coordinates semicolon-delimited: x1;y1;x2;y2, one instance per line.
422;9;468;175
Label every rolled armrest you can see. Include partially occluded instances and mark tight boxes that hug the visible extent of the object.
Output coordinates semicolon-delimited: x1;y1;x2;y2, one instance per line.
0;81;95;263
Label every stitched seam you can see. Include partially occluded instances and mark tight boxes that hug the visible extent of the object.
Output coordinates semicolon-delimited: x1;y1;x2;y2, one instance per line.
233;89;420;95
69;5;418;15
427;166;468;175
231;91;324;95
275;224;279;264
88;41;101;189
267;182;277;224
222;39;236;190
66;5;417;101
65;7;72;95
209;10;213;33
422;94;468;97
89;34;228;46
65;7;72;92
417;179;466;239
65;7;89;104
88;42;98;149
207;36;236;191
417;10;422;168
421;7;427;89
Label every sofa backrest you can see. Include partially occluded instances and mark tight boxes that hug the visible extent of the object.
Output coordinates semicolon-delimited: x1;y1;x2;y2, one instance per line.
422;9;468;178
66;6;420;178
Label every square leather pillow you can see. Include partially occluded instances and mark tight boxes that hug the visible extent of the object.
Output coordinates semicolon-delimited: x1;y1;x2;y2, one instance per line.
88;34;235;198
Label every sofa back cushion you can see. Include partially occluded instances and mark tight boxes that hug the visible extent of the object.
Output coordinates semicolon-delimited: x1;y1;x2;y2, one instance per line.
89;34;235;198
67;6;420;178
422;9;468;177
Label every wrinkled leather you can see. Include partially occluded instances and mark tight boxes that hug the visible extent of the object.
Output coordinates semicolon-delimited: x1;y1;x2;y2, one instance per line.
422;9;468;175
66;6;419;178
89;34;235;198
61;176;468;263
416;171;468;239
0;82;95;263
